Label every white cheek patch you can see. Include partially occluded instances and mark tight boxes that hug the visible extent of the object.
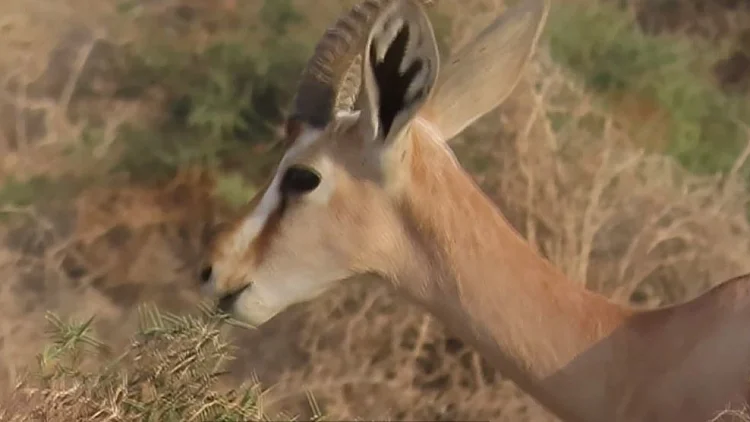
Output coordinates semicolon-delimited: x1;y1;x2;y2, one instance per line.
233;264;352;326
231;127;324;253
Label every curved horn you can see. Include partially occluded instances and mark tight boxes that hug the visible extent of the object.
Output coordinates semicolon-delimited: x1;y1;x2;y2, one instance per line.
290;0;436;128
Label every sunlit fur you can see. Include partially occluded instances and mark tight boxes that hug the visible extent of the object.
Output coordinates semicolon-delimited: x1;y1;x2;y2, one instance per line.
204;0;449;326
206;102;460;322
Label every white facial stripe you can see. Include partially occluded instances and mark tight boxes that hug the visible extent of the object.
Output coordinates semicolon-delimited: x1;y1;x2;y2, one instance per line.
413;117;459;167
232;127;324;253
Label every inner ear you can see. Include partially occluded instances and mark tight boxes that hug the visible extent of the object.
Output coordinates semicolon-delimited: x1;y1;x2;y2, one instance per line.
359;1;439;145
369;23;425;137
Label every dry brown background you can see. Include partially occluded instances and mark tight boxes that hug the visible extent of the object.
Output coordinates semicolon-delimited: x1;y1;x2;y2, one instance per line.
1;0;750;420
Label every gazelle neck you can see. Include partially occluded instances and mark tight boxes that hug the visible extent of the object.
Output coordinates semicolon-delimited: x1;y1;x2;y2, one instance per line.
388;124;637;421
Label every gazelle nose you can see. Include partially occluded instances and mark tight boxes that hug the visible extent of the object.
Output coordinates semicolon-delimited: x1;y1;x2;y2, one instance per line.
200;265;213;284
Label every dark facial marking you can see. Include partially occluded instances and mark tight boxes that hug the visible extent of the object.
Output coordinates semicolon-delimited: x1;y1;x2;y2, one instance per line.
252;194;288;267
284;119;303;147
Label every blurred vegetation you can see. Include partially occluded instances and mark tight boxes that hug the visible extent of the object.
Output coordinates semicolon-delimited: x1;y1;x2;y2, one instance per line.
0;0;745;218
5;0;746;212
547;1;750;178
110;0;312;185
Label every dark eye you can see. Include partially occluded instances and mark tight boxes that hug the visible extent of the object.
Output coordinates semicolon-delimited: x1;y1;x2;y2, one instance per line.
280;166;321;195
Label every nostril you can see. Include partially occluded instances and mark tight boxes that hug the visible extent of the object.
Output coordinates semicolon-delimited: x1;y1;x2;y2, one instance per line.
200;266;213;284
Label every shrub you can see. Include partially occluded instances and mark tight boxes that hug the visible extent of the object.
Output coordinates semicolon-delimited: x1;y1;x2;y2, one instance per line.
0;306;324;422
547;1;750;178
112;0;313;181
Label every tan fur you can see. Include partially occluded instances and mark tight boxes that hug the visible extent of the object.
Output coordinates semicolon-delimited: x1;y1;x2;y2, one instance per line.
203;1;750;421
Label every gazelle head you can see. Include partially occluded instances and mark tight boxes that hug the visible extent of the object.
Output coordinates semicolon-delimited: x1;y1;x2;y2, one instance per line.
200;0;549;326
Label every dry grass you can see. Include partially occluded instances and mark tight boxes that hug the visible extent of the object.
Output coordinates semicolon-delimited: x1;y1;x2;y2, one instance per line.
711;407;750;422
0;307;289;422
0;0;749;421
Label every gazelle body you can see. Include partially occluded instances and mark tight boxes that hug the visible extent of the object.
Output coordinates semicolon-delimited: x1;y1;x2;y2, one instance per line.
200;0;750;420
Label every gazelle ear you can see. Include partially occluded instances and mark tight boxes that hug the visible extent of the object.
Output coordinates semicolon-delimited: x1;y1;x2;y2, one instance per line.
358;0;440;146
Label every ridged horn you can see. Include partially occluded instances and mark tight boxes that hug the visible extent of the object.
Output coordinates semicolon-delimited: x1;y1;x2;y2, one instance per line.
290;0;436;128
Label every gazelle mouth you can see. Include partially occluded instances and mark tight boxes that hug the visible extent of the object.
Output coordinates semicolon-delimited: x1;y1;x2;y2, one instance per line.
216;284;251;314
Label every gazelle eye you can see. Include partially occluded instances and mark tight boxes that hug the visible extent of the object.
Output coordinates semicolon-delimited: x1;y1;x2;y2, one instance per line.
280;166;321;195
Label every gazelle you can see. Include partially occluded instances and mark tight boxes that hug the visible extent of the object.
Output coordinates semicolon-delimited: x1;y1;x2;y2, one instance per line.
200;0;750;420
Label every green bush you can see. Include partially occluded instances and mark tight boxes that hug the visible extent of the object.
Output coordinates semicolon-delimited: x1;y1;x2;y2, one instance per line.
112;0;313;181
547;1;750;177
